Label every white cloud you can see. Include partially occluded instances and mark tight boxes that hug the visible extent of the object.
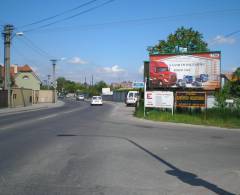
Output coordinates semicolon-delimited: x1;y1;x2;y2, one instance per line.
68;57;87;65
100;65;125;74
138;65;144;74
212;35;236;45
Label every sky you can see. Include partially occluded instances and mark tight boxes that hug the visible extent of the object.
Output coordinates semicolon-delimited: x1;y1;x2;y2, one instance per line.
0;0;240;84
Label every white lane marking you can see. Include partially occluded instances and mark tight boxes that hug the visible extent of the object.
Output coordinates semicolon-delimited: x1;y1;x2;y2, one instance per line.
38;114;59;120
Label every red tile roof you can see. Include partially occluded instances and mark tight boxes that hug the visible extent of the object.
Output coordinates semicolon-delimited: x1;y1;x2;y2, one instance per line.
0;64;33;79
17;64;32;72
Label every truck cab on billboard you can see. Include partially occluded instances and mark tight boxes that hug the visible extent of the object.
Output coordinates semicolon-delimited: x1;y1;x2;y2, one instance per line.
149;61;177;87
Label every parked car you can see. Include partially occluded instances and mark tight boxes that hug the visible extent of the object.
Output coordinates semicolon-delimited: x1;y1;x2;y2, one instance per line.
58;94;65;99
91;96;103;106
125;91;139;106
76;94;84;101
200;74;208;82
192;81;202;87
176;79;186;88
183;75;193;84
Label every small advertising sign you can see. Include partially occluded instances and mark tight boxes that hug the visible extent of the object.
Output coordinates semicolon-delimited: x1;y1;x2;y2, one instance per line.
132;82;144;89
176;92;206;108
145;91;174;108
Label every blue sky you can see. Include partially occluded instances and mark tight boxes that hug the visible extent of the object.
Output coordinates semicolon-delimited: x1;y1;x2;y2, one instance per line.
1;0;240;84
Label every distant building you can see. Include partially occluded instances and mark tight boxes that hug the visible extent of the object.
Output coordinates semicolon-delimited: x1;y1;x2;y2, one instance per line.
220;72;236;88
0;64;41;90
111;81;133;89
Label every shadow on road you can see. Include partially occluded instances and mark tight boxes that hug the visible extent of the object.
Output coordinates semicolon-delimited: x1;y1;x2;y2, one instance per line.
58;134;235;195
127;138;235;195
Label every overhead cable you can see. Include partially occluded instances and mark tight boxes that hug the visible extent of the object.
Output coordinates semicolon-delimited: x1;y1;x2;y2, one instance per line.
18;0;98;29
22;0;115;33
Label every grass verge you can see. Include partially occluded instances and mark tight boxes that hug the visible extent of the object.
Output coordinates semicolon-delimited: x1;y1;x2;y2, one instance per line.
135;102;240;129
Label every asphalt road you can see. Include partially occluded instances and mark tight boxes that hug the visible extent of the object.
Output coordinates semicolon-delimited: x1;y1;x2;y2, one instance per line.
0;99;239;195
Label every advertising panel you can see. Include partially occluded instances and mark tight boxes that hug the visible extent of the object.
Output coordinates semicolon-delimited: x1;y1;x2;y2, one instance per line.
132;82;144;89
102;88;113;95
145;91;174;108
176;92;206;108
149;52;221;90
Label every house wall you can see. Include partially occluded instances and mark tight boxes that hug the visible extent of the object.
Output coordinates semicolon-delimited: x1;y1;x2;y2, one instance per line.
15;72;41;90
11;88;33;107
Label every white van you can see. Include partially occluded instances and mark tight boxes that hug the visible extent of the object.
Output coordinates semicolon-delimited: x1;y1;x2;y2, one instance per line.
125;91;139;106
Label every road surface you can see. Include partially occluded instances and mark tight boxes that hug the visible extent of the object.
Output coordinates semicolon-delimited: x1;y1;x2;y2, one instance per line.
0;99;239;195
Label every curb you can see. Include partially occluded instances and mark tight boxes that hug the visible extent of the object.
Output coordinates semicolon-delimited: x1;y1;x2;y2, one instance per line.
0;101;65;116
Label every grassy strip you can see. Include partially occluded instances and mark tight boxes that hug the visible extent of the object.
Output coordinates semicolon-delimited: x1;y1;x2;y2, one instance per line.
135;103;240;129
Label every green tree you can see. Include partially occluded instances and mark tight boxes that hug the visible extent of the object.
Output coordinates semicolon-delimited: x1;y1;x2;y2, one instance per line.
95;81;108;93
57;77;67;92
230;67;240;98
232;67;240;81
215;83;231;109
148;27;209;54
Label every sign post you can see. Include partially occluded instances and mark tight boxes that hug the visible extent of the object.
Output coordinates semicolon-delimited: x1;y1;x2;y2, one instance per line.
144;78;146;118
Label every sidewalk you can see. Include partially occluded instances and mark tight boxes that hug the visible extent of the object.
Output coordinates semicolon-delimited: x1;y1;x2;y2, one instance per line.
0;101;65;116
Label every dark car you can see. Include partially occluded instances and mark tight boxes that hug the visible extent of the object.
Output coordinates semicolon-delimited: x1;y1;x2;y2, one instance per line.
200;74;208;82
192;81;202;87
183;75;193;84
176;79;186;88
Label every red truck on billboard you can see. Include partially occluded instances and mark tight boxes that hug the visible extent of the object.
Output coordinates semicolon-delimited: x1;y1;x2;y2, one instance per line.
149;61;177;87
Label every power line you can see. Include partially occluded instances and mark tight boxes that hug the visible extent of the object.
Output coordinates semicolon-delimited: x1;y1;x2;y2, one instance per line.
18;0;98;29
18;36;55;59
22;0;115;33
12;44;40;65
23;8;240;34
225;30;240;37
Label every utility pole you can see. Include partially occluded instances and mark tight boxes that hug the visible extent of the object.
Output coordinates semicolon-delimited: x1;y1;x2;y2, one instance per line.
3;24;14;107
84;76;87;87
50;59;57;103
91;75;94;86
47;74;51;89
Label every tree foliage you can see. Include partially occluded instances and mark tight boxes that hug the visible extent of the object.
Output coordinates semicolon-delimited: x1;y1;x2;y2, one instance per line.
215;67;240;110
148;27;209;54
55;77;108;96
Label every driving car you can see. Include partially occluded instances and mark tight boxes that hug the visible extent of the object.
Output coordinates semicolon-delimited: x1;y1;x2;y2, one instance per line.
76;94;84;101
91;96;103;106
125;91;139;106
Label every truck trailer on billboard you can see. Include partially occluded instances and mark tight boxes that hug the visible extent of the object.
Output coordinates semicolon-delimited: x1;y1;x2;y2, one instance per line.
149;52;221;90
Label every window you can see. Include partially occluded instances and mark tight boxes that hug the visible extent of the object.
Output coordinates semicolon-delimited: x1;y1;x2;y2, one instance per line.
156;67;168;72
22;75;29;80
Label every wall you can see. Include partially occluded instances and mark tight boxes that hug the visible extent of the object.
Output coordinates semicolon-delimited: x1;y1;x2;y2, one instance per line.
38;90;55;103
102;95;113;101
112;91;128;102
12;88;33;107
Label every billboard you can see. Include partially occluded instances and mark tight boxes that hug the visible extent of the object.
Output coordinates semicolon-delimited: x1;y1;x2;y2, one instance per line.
102;88;113;95
145;91;174;108
176;91;206;108
149;52;221;90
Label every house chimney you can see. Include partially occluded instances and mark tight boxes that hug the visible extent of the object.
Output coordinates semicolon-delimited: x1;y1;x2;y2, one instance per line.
11;64;18;74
